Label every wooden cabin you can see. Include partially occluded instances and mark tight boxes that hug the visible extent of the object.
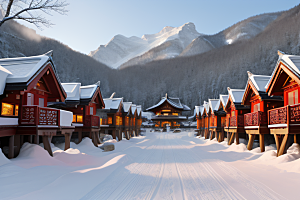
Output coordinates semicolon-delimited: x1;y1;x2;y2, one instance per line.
50;82;105;147
208;99;220;140
0;52;74;157
194;106;201;135
265;51;300;156
218;94;229;142
101;95;123;140
208;98;227;142
242;71;283;152
146;93;190;130
203;101;210;139
135;105;142;136
122;102;133;140
129;104;137;137
199;106;205;137
224;88;250;145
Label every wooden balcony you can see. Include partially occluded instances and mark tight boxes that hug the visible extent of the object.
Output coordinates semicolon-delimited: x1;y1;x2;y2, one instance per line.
20;106;59;126
268;104;300;131
229;115;244;127
244;111;267;127
84;115;100;128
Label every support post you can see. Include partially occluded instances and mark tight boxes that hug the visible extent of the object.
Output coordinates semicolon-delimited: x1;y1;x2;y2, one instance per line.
112;129;116;140
43;136;53;156
78;131;83;144
247;134;255;150
259;134;265;152
64;133;72;151
8;135;14;159
235;132;239;145
277;134;293;156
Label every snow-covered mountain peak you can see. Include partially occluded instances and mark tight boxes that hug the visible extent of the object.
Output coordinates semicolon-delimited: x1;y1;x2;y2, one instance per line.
90;22;201;68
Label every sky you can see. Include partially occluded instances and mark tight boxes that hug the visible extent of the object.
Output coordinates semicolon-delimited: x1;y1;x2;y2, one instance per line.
16;0;300;55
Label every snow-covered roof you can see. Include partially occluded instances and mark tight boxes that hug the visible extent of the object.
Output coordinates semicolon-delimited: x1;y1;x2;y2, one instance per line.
203;101;210;114
61;83;81;101
122;102;132;112
228;88;245;103
0;55;50;84
131;104;137;114
247;72;270;92
0;65;12;95
136;105;142;115
146;95;190;111
208;99;220;112
219;94;229;107
199;105;205;116
80;85;98;99
104;98;123;110
266;53;300;89
195;106;201;116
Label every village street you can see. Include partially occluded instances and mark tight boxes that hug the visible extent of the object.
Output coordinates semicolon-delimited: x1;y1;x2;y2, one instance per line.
1;130;299;199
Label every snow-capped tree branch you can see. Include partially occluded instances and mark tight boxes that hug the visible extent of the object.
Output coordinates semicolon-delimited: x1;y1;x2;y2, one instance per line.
0;0;69;29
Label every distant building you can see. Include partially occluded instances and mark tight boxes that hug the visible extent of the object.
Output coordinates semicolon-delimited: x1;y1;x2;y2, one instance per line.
146;93;191;129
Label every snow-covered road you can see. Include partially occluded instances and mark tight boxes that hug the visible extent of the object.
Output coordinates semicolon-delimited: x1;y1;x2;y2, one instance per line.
0;130;300;199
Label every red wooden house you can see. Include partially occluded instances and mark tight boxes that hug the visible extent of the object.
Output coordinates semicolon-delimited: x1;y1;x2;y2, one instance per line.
218;94;229;142
203;101;210;139
242;71;283;152
194;106;202;135
135;105;142;136
208;99;220;140
0;52;74;157
266;51;300;156
129;104;137;137
224;87;249;145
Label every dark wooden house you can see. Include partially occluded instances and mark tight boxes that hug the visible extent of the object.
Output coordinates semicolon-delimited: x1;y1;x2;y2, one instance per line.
0;52;74;157
146;94;190;130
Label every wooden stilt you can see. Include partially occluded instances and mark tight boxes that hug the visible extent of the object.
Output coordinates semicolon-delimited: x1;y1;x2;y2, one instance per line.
14;135;21;156
247;134;255;150
112;130;116;139
119;130;122;141
34;134;39;144
96;131;101;144
277;134;293;156
64;133;72;150
78;131;82;144
28;135;33;143
294;134;300;144
42;136;53;156
274;134;282;155
228;132;235;145
259;134;265;152
235;132;239;145
8;135;14;159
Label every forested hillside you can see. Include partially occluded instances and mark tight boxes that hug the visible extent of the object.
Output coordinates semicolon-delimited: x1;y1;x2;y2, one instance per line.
1;5;300;113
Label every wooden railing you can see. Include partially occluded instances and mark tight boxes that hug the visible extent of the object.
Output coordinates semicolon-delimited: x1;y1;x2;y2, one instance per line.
268;104;300;125
244;111;267;126
268;106;287;125
20;106;59;126
84;115;100;128
229;115;244;127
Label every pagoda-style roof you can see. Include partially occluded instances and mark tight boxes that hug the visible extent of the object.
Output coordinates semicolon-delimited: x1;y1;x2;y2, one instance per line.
219;94;229;110
146;93;191;111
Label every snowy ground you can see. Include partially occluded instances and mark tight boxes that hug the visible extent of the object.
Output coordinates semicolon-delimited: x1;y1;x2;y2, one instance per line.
0;129;300;199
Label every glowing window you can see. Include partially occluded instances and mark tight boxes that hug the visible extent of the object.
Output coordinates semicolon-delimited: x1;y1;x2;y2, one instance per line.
163;113;168;116
172;113;178;116
162;110;171;112
119;117;123;125
231;111;235;116
1;103;14;116
116;116;120;126
77;115;83;123
108;117;112;124
288;90;298;105
72;115;76;123
15;105;19;116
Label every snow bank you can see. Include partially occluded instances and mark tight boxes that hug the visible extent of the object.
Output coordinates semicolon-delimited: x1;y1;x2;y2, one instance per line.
224;143;248;152
53;148;99;166
15;143;64;168
0;148;10;166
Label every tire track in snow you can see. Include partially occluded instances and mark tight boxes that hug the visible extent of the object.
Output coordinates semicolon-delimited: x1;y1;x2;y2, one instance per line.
215;162;285;200
171;135;244;199
81;134;163;200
